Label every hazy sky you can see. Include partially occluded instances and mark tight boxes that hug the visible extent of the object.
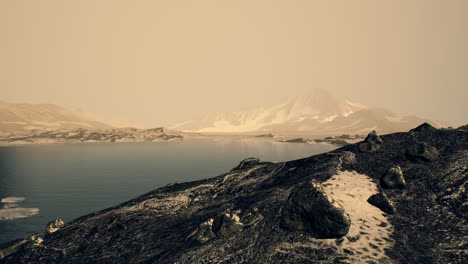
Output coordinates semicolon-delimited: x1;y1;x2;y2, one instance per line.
1;0;467;127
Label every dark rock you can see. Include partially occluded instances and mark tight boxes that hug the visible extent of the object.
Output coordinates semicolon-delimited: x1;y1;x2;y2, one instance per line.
241;208;264;227
380;166;406;189
358;131;382;152
336;134;351;139
46;218;64;234
0;234;45;260
145;127;164;133
232;157;260;170
279;138;309;143
255;134;274;138
189;213;244;243
213;213;244;238
406;142;439;162
457;124;468;131
367;192;396;214
188;218;217;244
410;122;437;133
281;181;351;239
0;239;28;260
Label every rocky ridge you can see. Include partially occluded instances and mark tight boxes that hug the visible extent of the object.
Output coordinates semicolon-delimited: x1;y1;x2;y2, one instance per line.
0;123;466;263
0;127;184;146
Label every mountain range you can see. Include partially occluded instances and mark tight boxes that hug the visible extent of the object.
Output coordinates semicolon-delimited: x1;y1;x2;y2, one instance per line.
0;89;449;135
170;89;448;135
0;101;112;131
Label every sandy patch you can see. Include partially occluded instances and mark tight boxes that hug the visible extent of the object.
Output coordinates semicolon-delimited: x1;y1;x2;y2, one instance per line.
321;171;394;262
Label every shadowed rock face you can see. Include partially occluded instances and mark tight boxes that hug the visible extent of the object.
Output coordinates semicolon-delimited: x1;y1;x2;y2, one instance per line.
406;142;439;162
281;181;351;238
358;130;382;152
188;218;216;244
380;166;407;189
1;125;467;264
367;192;396;214
410;122;437;133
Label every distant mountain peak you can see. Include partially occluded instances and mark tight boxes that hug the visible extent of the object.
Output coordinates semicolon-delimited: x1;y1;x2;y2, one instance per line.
170;90;446;134
0;101;113;131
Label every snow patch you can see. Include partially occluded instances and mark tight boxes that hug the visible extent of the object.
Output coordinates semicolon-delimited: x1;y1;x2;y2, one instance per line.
1;197;25;203
0;197;39;221
321;171;394;262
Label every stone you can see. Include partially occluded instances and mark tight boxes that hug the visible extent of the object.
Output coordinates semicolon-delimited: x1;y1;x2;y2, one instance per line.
281;138;309;143
410;123;437;133
281;180;351;239
214;213;244;238
188;218;217;244
380;166;406;189
367;192;396;214
46;218;64;234
255;134;274;138
358;131;382;152
232;158;260;170
406;142;439;162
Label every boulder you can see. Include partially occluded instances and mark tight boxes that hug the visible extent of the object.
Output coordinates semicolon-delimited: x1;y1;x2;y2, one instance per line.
188;218;217;244
410;123;437;133
367;192;396;214
281;180;351;239
406;142;439;162
46;218;64;234
380;166;406;189
232;158;260;170
213;213;244;238
358;131;382;152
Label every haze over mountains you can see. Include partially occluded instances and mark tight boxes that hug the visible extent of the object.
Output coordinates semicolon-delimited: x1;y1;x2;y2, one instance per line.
0;89;449;135
171;89;448;135
0;101;112;131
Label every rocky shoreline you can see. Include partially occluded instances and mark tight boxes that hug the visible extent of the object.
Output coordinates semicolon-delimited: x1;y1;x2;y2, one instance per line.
277;134;365;146
1;123;466;263
0;127;184;146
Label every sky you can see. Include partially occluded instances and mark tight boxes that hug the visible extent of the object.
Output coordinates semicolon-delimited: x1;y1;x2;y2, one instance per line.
1;0;467;127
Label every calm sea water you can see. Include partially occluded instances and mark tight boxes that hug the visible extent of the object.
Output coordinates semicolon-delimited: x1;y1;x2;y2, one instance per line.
0;139;336;244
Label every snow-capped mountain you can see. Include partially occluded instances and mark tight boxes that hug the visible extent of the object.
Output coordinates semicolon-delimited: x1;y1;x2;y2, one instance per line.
0;101;113;131
170;89;447;134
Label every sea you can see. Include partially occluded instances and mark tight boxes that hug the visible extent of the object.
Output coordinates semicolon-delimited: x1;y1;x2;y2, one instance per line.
0;138;336;244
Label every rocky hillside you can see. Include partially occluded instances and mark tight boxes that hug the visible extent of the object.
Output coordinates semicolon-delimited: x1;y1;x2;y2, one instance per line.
1;124;466;263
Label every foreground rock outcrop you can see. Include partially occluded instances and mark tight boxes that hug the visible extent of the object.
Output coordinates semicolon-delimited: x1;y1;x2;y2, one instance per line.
281;180;351;238
1;125;466;264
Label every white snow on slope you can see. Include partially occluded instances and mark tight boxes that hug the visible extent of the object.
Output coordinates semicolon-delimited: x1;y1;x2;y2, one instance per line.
171;88;448;134
322;171;394;263
171;89;367;133
0;197;39;221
